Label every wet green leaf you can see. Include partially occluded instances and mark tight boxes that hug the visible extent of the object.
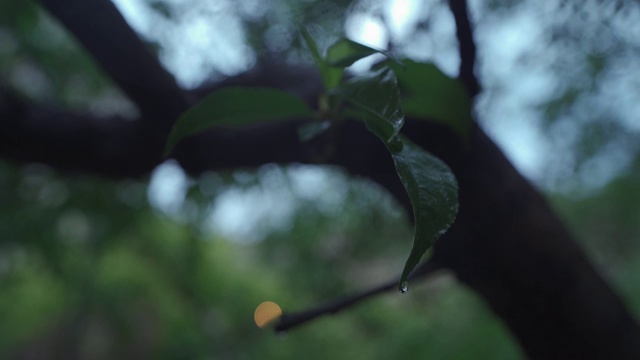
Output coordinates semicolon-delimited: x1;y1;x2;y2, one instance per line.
333;65;458;291
165;87;314;156
392;138;458;291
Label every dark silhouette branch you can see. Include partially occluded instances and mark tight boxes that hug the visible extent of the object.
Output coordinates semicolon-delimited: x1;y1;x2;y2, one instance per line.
0;86;158;176
37;0;189;141
448;0;481;98
275;258;443;333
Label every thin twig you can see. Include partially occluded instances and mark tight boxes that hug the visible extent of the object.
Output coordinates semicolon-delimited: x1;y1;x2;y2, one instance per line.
448;0;481;98
274;259;443;333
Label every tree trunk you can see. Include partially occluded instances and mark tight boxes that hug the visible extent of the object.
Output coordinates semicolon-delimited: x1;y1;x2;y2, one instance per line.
408;122;640;359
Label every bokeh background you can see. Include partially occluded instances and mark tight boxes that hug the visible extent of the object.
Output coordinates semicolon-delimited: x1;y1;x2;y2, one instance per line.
1;0;639;358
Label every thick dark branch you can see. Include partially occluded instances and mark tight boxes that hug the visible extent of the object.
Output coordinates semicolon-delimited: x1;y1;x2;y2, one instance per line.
275;259;443;333
0;61;324;176
0;87;158;176
38;0;189;137
448;0;480;98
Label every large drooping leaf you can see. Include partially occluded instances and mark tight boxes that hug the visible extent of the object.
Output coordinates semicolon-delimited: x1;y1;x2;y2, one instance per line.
391;138;458;291
386;59;473;136
334;66;459;291
165;87;314;156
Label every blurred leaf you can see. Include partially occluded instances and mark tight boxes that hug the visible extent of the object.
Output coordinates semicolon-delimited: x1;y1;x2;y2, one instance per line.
165;87;314;155
326;38;380;67
326;38;377;67
387;60;472;137
326;38;402;68
333;68;404;147
299;28;324;68
0;2;39;33
392;138;458;291
300;28;344;90
297;120;331;142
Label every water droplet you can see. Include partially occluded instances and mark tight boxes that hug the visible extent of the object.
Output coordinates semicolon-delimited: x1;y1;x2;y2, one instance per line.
400;281;409;293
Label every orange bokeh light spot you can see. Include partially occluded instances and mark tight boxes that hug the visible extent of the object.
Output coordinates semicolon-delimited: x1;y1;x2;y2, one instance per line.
254;301;283;328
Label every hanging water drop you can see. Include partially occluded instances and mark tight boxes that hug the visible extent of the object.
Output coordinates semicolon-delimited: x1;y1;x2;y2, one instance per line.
400;281;409;293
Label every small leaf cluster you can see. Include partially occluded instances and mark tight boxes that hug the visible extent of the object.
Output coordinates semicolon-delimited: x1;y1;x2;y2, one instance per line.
165;31;471;292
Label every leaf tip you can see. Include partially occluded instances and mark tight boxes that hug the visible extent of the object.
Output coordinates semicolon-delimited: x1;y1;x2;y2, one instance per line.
399;280;409;293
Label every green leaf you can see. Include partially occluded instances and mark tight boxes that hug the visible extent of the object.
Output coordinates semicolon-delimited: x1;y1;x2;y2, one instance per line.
392;138;458;291
300;28;344;90
165;87;314;156
297;120;332;142
326;38;402;68
332;68;404;147
299;28;324;68
387;60;473;136
326;38;380;67
334;65;459;292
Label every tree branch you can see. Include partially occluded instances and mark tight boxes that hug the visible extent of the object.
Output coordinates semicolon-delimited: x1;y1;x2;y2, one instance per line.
37;0;189;137
448;0;480;98
0;86;158;176
275;259;443;333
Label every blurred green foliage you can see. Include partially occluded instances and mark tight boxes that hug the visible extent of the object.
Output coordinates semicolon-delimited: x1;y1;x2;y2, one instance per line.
551;171;640;320
0;1;133;115
0;161;522;359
